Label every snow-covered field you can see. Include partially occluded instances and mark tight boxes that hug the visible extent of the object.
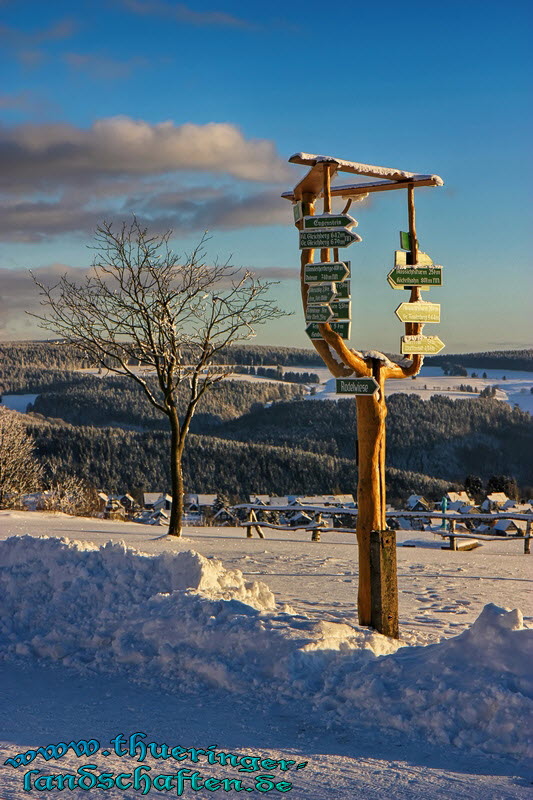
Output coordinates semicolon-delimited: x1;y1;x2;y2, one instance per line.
0;512;531;799
4;364;531;415
225;365;533;413
301;366;533;413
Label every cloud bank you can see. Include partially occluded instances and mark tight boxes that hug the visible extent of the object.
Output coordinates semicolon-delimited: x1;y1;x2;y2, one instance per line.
0;116;288;187
0;117;291;241
0;261;294;338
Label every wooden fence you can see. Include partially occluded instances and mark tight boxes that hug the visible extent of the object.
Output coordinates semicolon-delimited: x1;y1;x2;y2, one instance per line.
232;504;532;553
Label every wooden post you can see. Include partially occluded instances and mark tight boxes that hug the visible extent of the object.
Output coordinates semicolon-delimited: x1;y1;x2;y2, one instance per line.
356;358;388;625
370;529;399;639
405;185;422;349
525;519;531;554
320;164;333;264
247;508;265;539
311;512;323;542
449;518;457;550
287;152;442;637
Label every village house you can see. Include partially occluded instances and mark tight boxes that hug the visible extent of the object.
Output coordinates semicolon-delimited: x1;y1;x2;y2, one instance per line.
481;492;510;512
405;494;431;512
213;506;239;526
445;491;473;505
249;494;270;506
492;518;528;536
143;492;172;511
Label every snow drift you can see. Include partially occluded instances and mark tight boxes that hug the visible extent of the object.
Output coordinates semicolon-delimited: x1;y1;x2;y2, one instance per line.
0;536;531;759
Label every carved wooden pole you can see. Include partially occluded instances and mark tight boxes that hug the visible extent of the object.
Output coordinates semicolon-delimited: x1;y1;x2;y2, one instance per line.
355;359;388;624
286;154;443;636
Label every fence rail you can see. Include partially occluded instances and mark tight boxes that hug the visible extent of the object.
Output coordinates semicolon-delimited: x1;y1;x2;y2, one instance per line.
231;504;532;552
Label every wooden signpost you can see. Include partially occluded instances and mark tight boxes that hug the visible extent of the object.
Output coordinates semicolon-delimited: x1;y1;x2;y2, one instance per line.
304;262;350;283
303;213;357;229
387;265;443;288
283;152;444;638
305;304;333;323
307;284;336;304
400;335;445;355
395;301;440;324
306;321;351;340
336;377;379;395
299;229;361;249
329;300;350;320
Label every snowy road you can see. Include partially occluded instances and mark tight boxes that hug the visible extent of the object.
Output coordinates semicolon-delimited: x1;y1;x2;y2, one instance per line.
0;513;531;799
1;660;529;800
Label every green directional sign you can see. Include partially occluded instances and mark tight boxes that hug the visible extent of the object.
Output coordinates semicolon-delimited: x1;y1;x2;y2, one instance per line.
333;280;351;299
387;265;442;288
330;300;351;320
305;304;332;323
400;231;411;250
303;213;357;229
395;301;440;323
299;228;361;249
400;335;445;355
336;377;379;395
304;262;350;283
306;321;351;340
307;284;335;304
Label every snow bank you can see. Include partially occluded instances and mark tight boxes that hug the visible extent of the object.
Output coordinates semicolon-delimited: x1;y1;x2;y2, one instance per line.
1;537;531;759
311;604;532;758
0;536;278;686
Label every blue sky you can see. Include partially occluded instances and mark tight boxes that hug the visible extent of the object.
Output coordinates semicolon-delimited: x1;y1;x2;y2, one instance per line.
1;0;531;352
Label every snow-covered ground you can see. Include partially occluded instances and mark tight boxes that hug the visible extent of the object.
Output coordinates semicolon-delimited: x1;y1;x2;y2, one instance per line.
301;366;533;413
1;512;531;799
221;364;533;413
0;394;38;413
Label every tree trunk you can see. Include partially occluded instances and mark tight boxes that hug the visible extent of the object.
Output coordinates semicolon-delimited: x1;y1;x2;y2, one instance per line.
355;360;387;625
168;412;184;537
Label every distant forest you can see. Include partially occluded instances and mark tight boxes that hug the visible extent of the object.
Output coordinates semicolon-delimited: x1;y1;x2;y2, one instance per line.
426;349;533;372
2;342;531;378
0;341;324;373
29;419;455;505
29;376;303;430
2;342;532;501
210;395;533;486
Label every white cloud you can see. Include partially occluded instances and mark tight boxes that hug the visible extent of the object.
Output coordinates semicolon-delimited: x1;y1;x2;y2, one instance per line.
0;117;289;188
0;187;290;242
0;117;292;241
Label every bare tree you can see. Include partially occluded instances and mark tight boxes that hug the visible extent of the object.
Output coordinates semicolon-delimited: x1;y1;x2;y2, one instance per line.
0;407;42;507
41;462;102;516
31;219;285;536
